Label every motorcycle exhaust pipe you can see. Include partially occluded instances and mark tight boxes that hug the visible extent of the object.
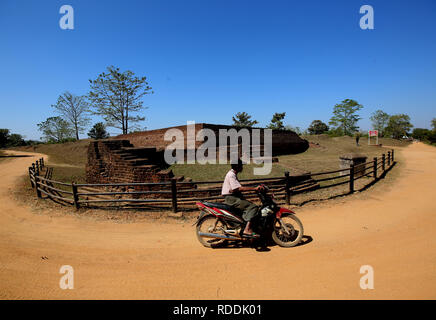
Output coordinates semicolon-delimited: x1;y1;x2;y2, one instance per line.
198;232;241;241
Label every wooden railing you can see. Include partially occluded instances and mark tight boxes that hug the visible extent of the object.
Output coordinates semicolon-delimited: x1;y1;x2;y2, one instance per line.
28;149;395;212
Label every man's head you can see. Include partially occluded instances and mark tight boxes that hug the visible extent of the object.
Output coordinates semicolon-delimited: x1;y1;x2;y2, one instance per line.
231;158;243;173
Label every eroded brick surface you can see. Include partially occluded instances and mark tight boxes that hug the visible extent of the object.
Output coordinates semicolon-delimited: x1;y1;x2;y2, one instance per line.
86;140;173;184
113;123;309;156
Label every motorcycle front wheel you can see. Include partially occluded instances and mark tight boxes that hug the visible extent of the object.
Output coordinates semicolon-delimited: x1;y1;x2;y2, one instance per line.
272;214;304;247
196;215;228;248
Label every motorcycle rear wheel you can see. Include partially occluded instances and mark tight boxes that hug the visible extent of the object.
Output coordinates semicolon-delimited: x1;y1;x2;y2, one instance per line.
196;215;228;248
272;214;304;247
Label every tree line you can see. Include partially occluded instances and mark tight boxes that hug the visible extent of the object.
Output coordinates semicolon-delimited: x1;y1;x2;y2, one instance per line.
231;99;436;143
2;69;435;148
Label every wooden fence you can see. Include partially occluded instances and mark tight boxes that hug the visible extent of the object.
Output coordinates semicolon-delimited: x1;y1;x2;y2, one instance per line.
28;149;395;212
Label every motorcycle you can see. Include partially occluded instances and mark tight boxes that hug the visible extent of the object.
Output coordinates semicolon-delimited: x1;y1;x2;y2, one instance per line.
194;185;304;248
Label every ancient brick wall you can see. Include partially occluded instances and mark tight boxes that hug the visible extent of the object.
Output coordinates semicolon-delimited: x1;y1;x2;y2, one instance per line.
113;123;309;156
86;140;174;184
84;138;315;200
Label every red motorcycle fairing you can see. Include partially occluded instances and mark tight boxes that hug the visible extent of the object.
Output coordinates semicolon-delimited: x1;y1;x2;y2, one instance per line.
276;207;295;219
195;202;244;223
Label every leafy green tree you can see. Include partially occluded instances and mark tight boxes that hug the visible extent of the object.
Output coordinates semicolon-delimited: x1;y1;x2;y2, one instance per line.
0;129;10;148
412;128;431;140
384;114;413;139
52;91;90;140
232;112;258;127
308;120;329;135
432;118;436;131
37;117;75;142
0;129;27;147
88;122;110;140
329;99;363;136
88;66;153;134
427;131;436;144
370;109;389;137
267;112;286;130
7;133;25;147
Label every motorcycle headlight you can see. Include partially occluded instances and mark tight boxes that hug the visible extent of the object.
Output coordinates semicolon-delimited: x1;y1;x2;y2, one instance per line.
261;206;274;216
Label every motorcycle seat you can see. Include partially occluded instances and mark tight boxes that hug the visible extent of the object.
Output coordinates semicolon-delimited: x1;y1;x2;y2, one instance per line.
201;201;242;215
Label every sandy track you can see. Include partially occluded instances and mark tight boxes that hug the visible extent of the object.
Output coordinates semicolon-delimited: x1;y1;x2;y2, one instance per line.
0;144;435;299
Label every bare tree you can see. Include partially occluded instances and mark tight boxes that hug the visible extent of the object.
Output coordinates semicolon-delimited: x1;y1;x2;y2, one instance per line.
52;92;90;140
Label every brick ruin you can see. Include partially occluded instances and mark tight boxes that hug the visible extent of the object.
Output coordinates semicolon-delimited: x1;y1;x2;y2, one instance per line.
113;123;309;157
86;140;180;185
86;124;310;186
85;126;317;200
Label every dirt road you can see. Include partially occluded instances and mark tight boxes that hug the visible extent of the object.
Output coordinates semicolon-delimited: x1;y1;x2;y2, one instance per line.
0;143;435;299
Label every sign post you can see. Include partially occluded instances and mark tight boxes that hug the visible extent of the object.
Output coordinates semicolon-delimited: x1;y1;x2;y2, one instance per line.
368;130;379;145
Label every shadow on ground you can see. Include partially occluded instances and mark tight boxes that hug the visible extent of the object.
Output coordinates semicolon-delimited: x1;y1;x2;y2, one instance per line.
207;234;313;252
0;155;33;158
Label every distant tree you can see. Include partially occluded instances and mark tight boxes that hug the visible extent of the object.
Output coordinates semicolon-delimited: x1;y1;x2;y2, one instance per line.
329;99;363;136
327;127;344;137
384;114;413;139
232;112;258;127
370;109;389;137
308;120;329;135
412;128;431;140
7;133;25;147
284;125;303;135
427;131;436;144
0;129;26;147
128;126;147;133
267;112;286;130
52;91;90;140
37;117;75;142
88;122;109;140
432;118;436;131
0;129;10;148
88;66;153;135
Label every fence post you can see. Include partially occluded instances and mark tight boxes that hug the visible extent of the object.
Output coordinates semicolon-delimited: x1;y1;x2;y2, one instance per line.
284;171;291;205
35;161;40;177
29;167;34;188
373;157;377;180
41;157;44;168
39;158;43;170
382;154;386;172
349;163;355;193
171;178;178;213
35;173;41;198
387;151;391;167
32;163;36;173
391;149;394;163
72;182;80;210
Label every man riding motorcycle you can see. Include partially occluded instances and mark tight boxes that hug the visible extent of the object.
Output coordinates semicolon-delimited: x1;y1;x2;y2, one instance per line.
221;159;264;238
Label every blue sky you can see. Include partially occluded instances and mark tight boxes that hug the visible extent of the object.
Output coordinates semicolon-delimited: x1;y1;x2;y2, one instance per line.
0;0;435;140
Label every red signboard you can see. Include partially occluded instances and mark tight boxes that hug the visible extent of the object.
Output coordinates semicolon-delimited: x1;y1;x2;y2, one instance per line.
369;130;378;137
